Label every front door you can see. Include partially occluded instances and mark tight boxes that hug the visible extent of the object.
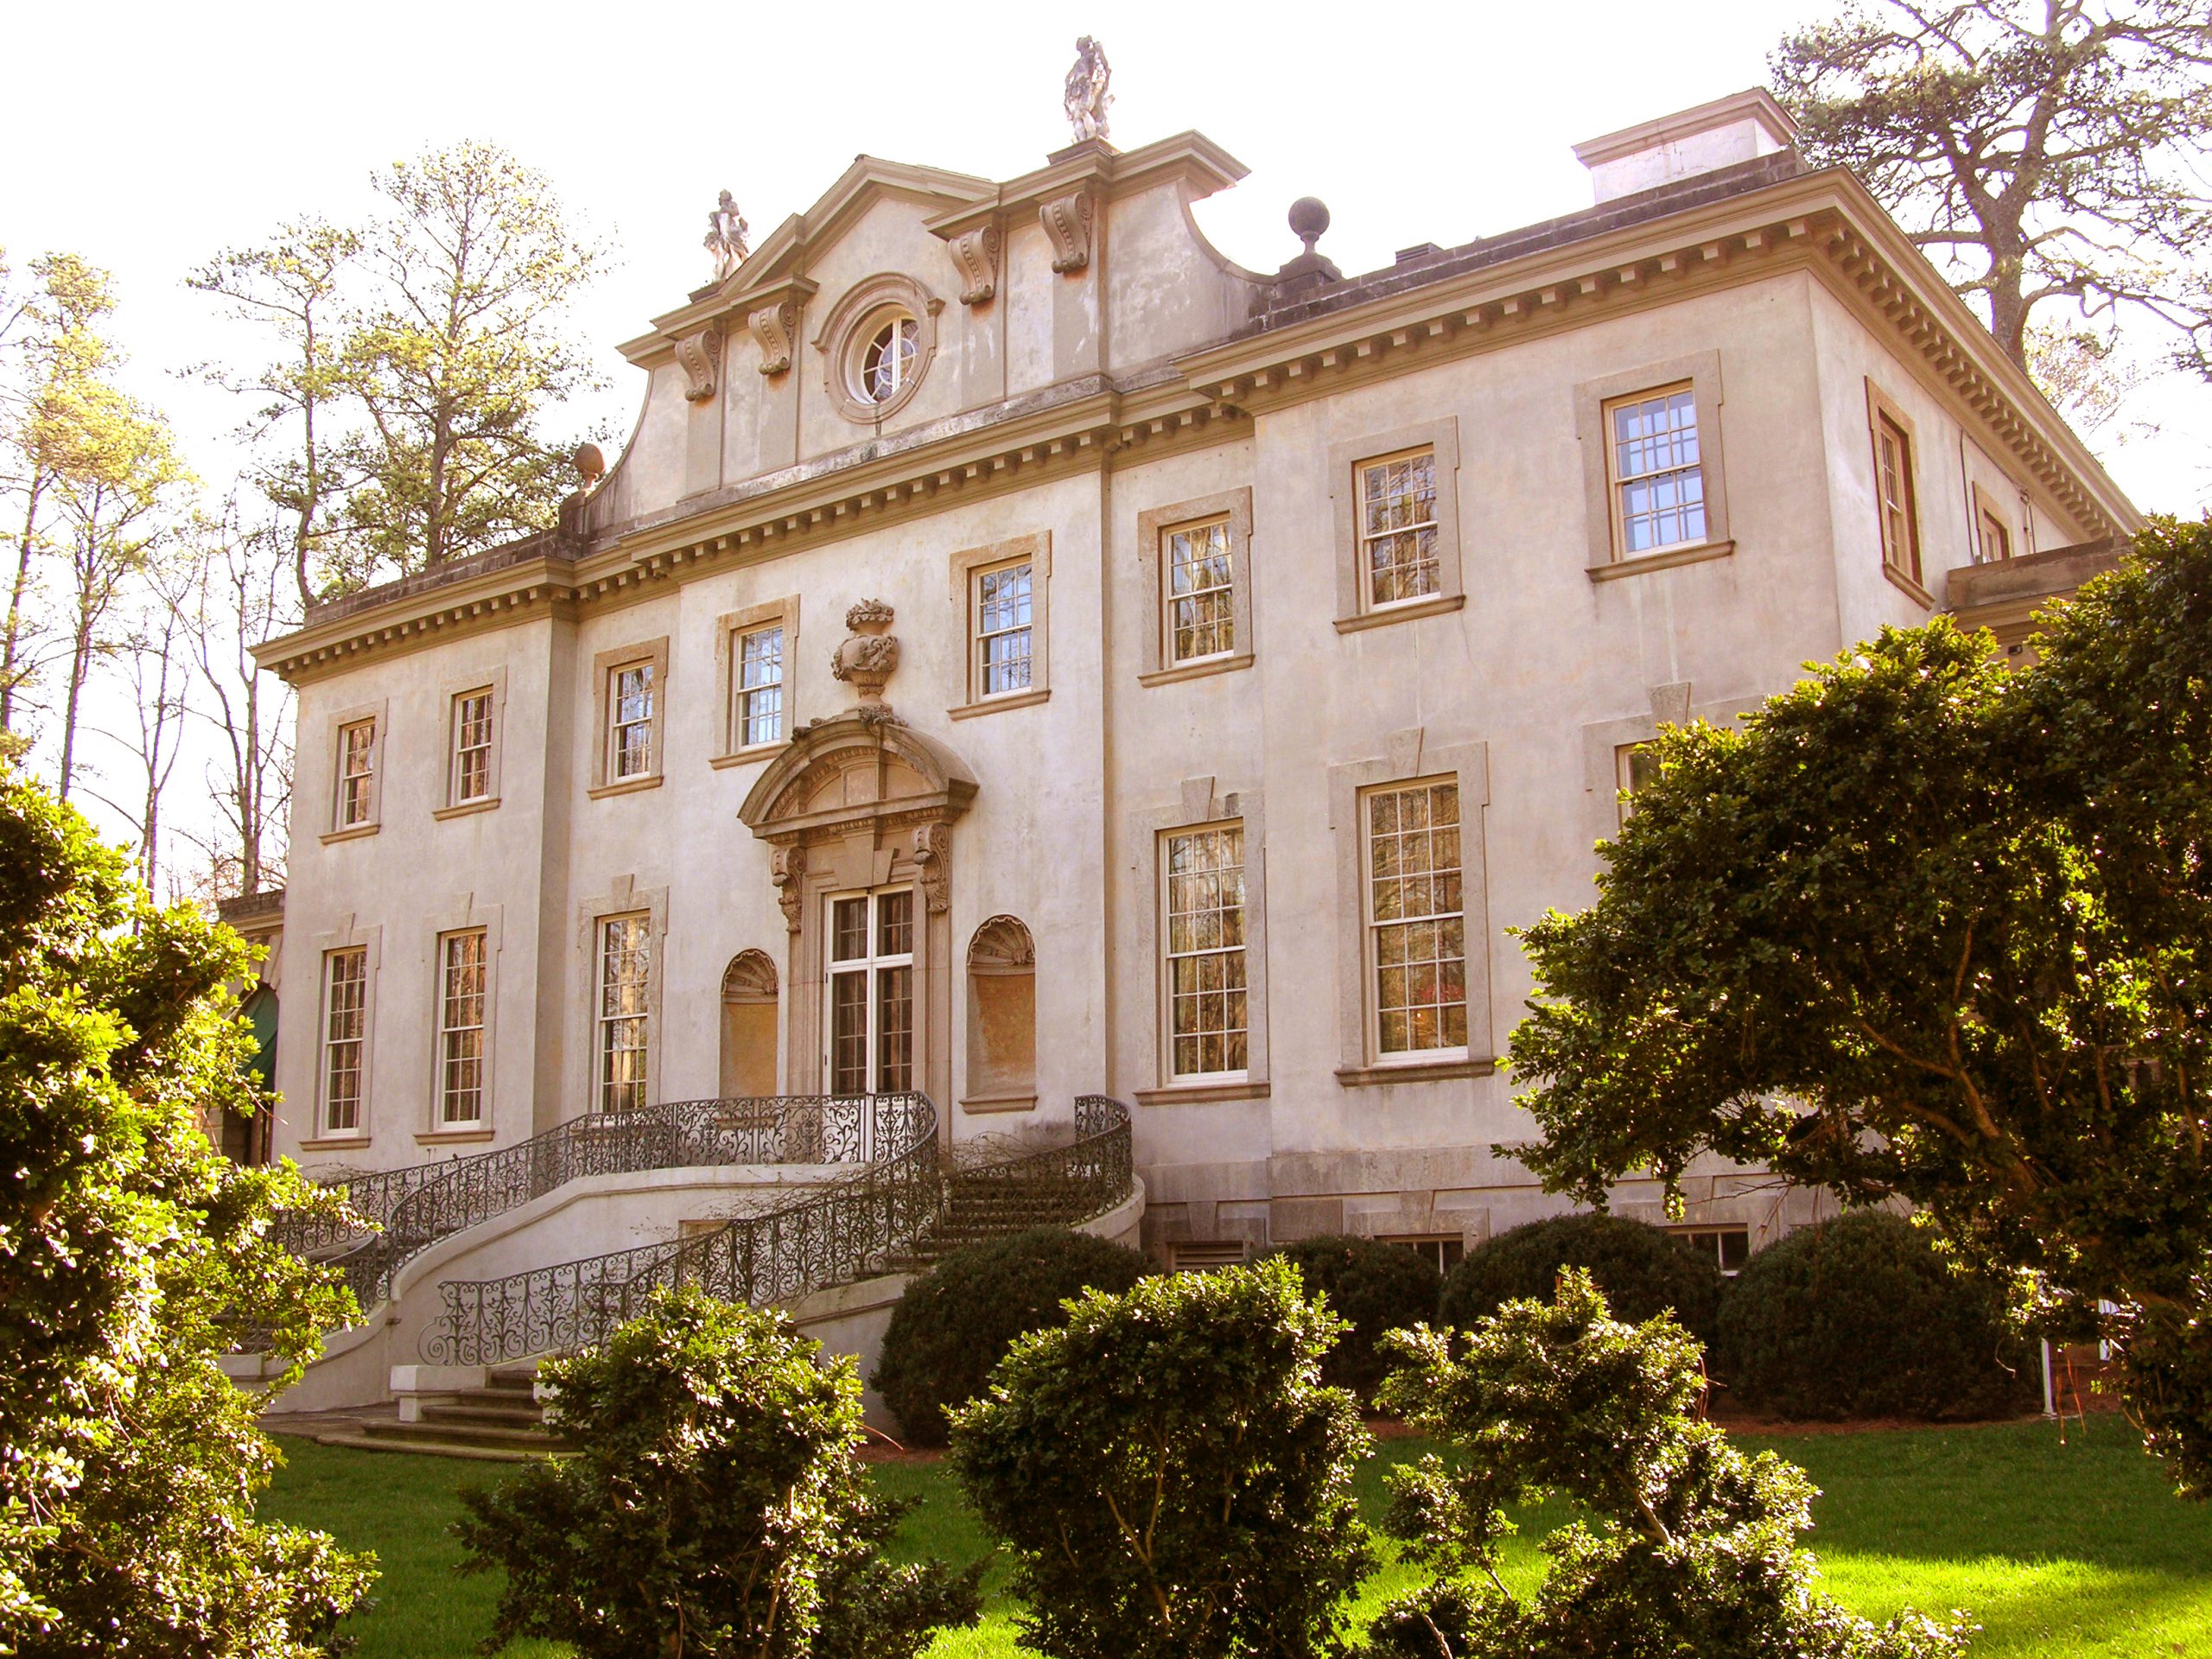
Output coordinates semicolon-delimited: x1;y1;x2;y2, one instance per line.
823;887;915;1095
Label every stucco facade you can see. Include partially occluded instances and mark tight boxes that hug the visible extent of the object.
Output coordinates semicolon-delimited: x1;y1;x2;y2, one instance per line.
257;92;2137;1274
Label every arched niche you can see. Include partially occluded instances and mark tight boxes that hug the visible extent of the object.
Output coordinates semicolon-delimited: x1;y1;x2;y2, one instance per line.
720;950;779;1098
965;915;1037;1110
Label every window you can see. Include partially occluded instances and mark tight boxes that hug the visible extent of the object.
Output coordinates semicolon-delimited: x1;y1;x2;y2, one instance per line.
335;719;376;829
821;275;939;424
1365;781;1467;1058
451;690;493;805
736;625;785;747
1384;1234;1467;1275
973;561;1033;698
609;663;654;780
1874;412;1920;582
1669;1224;1751;1275
591;639;669;794
321;946;367;1135
436;930;486;1125
855;311;919;404
1605;385;1707;556
597;914;651;1112
1163;824;1249;1080
1977;503;2012;565
1356;448;1440;607
1165;518;1236;664
1615;742;1661;829
825;889;914;1095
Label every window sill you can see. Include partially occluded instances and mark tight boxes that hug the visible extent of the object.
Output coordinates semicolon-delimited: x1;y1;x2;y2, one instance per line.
709;740;788;770
299;1135;371;1152
1333;593;1465;634
318;823;379;846
949;687;1050;721
587;773;664;800
960;1091;1039;1114
415;1128;495;1146
1884;563;1936;607
432;798;499;822
1139;652;1255;688
1134;1078;1271;1105
1335;1057;1495;1089
1587;538;1735;582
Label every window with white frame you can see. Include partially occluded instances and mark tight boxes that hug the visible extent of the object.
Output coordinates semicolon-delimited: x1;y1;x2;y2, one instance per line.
1669;1224;1751;1275
825;888;914;1095
321;946;367;1134
1162;824;1249;1079
608;661;655;781
972;561;1033;699
1356;448;1440;608
335;719;377;829
735;624;785;748
1383;1234;1468;1274
450;690;493;804
1605;385;1707;557
1615;742;1661;830
1165;517;1236;664
436;929;487;1125
1364;781;1467;1058
596;914;651;1112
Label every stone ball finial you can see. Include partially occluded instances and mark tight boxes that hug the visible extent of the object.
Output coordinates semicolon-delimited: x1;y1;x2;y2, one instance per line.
572;442;607;483
1288;196;1332;253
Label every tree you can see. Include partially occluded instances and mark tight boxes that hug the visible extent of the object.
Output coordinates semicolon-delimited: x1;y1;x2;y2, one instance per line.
454;1287;981;1659
1503;517;2212;1494
0;763;372;1650
1363;1270;1964;1658
1771;1;2212;385
949;1256;1375;1659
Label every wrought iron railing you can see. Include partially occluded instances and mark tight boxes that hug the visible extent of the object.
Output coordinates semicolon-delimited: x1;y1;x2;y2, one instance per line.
942;1093;1134;1226
422;1093;942;1366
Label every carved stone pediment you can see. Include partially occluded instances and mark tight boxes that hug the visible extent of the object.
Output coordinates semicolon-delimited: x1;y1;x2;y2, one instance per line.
947;225;1001;305
674;326;722;404
739;711;977;845
1039;189;1095;274
751;301;797;377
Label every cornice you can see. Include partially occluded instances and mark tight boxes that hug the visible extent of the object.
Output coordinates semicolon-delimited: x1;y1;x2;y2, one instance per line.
923;130;1248;242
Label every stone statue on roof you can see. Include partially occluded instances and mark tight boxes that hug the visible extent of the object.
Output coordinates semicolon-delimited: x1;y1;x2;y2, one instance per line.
703;190;748;283
1065;36;1112;145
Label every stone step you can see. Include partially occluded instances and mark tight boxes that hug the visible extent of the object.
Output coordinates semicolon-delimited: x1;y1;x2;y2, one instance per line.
359;1417;564;1454
312;1430;556;1464
418;1401;544;1429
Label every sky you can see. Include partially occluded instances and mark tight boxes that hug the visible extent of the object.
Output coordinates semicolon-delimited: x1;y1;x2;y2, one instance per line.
6;0;2206;871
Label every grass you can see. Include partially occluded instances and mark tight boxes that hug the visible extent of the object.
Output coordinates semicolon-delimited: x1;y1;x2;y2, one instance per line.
264;1413;2212;1658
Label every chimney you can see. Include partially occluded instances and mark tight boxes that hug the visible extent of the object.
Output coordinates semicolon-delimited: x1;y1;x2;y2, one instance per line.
1573;88;1798;205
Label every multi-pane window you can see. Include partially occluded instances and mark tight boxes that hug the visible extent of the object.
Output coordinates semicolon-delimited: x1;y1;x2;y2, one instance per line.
609;663;655;780
597;914;651;1113
859;313;919;404
1669;1224;1751;1275
437;930;486;1125
321;946;367;1134
1874;412;1920;582
974;562;1033;697
826;889;914;1095
1978;504;2012;566
1163;825;1249;1078
1384;1234;1468;1275
1607;386;1707;556
1357;448;1440;607
736;625;785;748
1366;781;1467;1057
1166;518;1236;663
336;720;377;828
1615;742;1661;830
451;690;493;804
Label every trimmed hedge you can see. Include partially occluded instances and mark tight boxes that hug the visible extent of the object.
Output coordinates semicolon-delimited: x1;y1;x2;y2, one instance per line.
1715;1209;2037;1421
1440;1214;1724;1344
1264;1235;1443;1399
872;1226;1147;1446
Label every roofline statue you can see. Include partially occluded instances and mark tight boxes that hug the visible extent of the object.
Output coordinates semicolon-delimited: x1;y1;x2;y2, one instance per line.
704;190;748;284
1065;36;1111;146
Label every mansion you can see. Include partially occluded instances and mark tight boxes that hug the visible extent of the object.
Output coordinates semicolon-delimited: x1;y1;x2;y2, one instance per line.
251;88;2135;1308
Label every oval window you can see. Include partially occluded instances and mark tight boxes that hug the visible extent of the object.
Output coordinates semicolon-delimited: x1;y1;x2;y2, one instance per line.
855;311;919;405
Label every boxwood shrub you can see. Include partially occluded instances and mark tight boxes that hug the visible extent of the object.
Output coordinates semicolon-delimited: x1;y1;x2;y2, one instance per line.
1715;1209;2037;1421
1263;1235;1442;1400
1440;1213;1723;1344
872;1226;1147;1446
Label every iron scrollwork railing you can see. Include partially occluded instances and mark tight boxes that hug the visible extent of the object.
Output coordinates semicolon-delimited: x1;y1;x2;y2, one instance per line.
423;1093;941;1367
950;1093;1134;1224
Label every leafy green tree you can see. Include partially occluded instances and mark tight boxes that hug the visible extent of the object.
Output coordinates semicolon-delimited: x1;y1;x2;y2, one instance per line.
1364;1269;1965;1659
1505;517;2212;1492
454;1287;980;1659
1771;1;2212;386
949;1256;1374;1659
0;763;372;1652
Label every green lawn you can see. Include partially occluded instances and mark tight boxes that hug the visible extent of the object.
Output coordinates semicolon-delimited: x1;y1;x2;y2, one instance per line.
263;1414;2212;1658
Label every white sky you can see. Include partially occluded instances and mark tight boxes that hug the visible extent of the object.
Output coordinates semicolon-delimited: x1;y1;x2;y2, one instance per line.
6;0;2206;870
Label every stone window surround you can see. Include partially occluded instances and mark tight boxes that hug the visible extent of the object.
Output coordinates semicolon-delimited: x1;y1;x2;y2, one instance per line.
711;595;801;766
588;636;671;798
420;895;502;1145
1574;349;1735;580
302;915;380;1150
1968;478;2023;567
1130;777;1270;1105
1579;681;1743;848
1328;417;1467;632
814;272;945;426
1326;730;1494;1087
434;667;507;820
948;530;1051;719
1865;377;1934;607
570;875;669;1116
1136;486;1256;685
319;698;387;843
